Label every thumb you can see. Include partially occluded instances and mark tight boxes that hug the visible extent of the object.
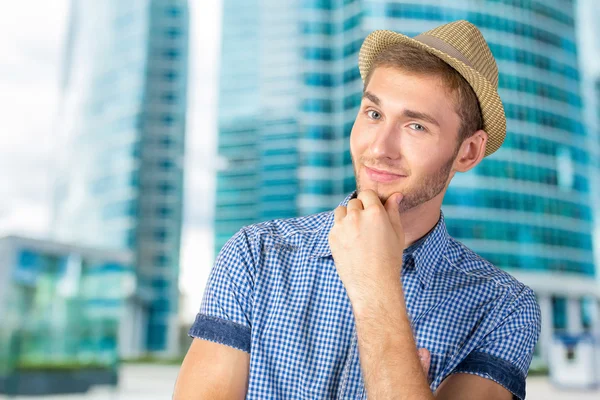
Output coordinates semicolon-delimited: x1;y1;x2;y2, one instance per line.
384;192;404;235
418;348;431;377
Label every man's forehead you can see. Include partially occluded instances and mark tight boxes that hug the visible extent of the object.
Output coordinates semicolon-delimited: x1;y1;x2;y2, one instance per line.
363;69;458;119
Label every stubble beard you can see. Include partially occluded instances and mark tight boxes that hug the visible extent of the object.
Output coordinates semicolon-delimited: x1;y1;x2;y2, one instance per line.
353;151;456;213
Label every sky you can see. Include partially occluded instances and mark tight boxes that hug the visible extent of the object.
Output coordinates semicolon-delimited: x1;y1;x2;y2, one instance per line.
0;0;223;322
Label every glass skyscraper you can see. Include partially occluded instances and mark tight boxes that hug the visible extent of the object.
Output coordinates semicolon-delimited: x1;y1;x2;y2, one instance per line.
215;0;599;366
215;0;300;253
52;0;189;356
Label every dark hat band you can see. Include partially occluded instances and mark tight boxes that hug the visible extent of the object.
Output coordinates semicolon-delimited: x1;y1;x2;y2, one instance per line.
414;34;475;70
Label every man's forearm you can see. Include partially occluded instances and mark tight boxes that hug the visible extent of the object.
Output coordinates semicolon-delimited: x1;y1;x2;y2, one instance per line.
352;282;434;400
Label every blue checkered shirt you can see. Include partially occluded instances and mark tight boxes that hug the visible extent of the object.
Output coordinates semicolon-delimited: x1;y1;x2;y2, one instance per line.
189;192;541;399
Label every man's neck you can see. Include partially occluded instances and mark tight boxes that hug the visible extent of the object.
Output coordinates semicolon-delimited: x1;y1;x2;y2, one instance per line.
400;201;442;249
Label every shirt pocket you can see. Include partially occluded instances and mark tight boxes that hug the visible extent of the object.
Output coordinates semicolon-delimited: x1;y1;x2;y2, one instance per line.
414;330;459;388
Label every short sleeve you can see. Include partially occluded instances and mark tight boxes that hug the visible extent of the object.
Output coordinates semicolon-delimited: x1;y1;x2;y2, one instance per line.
448;287;541;400
188;228;256;353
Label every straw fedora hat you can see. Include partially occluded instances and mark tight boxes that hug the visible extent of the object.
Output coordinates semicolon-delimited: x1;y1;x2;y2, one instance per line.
358;20;506;157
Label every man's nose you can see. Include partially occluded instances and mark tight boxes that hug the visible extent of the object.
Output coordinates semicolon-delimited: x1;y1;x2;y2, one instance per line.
368;124;400;159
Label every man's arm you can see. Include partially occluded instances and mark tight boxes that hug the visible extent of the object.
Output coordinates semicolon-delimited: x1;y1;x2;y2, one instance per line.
435;373;512;399
174;228;256;399
173;338;250;400
352;283;513;400
353;283;434;399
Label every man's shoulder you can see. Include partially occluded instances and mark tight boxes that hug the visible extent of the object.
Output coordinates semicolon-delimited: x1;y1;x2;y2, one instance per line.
443;236;537;302
443;237;541;336
246;210;332;237
226;211;333;253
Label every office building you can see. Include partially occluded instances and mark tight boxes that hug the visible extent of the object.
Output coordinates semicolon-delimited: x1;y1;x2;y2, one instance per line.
52;0;189;356
214;0;300;253
0;236;134;367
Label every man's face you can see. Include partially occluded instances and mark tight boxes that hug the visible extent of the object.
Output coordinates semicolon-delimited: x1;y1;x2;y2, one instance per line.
350;67;462;212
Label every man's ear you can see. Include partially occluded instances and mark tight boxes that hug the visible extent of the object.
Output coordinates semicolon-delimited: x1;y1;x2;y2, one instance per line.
454;129;488;173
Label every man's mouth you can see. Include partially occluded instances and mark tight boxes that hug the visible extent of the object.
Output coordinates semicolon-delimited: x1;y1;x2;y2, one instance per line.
365;166;407;183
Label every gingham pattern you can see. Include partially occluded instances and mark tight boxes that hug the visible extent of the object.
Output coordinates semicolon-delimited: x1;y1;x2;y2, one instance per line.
191;192;541;399
358;20;506;157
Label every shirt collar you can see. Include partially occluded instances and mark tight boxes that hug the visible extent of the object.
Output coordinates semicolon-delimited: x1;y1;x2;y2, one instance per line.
311;190;449;288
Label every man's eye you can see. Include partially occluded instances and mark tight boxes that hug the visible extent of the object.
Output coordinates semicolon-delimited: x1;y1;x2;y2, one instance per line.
409;123;426;131
367;110;381;120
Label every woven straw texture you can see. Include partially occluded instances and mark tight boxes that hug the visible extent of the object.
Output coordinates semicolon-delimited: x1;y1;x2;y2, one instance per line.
358;20;506;157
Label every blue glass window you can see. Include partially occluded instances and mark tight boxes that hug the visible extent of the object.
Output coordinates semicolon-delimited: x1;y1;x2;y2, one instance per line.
504;104;585;135
444;188;592;221
154;253;170;266
159;136;174;147
445;219;593;250
156;206;173;217
165;27;181;39
303;152;334;167
146;323;167;351
302;21;334;35
158;159;175;170
161;92;177;104
126;229;136;248
158;182;175;194
154;228;168;241
552;296;567;330
302;99;334;113
152;279;169;289
303;0;334;10
305;125;335;140
163;49;180;60
151;298;171;312
165;7;181;17
303;180;334;195
303;47;334;61
343;67;361;83
163;70;178;81
130;171;140;188
304;72;335;87
373;4;576;54
344;92;362;110
162;114;175;126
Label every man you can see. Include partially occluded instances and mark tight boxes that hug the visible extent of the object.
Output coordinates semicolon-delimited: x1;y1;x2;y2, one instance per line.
174;20;541;400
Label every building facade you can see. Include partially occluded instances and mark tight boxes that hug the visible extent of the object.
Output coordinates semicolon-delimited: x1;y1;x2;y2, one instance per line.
214;0;301;253
0;236;134;371
52;0;189;356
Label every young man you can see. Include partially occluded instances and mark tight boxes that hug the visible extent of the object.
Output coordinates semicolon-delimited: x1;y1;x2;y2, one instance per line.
174;20;541;400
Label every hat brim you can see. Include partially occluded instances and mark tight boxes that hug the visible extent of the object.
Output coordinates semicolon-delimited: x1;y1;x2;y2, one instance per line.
358;30;506;157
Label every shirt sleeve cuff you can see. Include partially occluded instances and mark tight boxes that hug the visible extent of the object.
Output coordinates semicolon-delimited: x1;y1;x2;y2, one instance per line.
449;350;526;400
188;313;251;353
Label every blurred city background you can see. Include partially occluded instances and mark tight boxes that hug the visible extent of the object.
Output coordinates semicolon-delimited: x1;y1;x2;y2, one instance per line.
1;0;599;398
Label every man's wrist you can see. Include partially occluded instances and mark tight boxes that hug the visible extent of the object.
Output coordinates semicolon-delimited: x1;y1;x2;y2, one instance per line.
350;280;406;320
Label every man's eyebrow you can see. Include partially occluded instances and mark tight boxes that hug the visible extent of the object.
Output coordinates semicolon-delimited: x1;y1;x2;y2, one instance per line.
362;91;440;127
402;109;440;128
362;91;381;106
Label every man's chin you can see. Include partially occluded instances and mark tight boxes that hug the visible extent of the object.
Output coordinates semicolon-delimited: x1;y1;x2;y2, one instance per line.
357;186;404;205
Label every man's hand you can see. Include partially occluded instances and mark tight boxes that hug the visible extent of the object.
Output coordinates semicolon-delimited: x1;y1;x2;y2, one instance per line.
328;189;405;306
329;189;433;394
